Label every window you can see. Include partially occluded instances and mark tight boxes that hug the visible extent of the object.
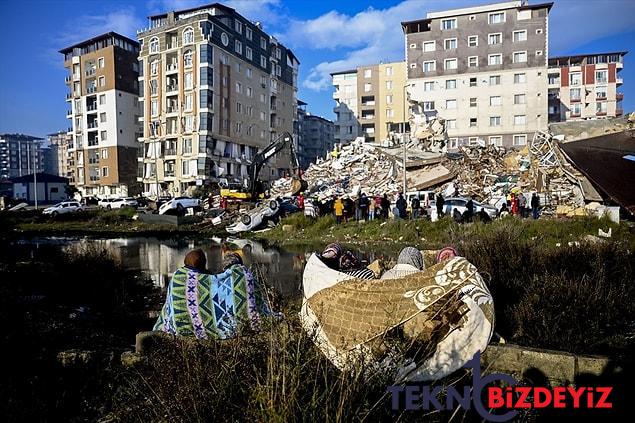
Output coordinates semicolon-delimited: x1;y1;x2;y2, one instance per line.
184;50;193;67
409;43;417;49
513;51;527;63
514;73;526;84
469;77;477;87
260;56;267;68
595;70;608;84
149;37;159;53
100;112;107;123
185;72;193;89
468;35;478;47
513;134;527;145
470;117;477;127
100;130;107;141
386;95;393;104
488;12;505;24
235;20;242;33
469;97;477;107
488;54;502;65
246;46;252;60
514;115;526;125
246;68;252;78
246;86;252;97
150;79;158;95
410;63;416;69
99;76;105;87
99;94;106;105
364;69;372;78
571;103;582;116
513;30;527;42
185;93;193;111
101;148;108;159
446;79;456;89
235;40;242;55
444;58;457;70
490;96;502;106
536;28;543;34
183;28;194;45
468;56;478;67
449;138;459;148
386;66;393;76
570;72;582;86
364;83;371;92
182;160;190;176
246;26;252;40
446;119;457;129
235;82;242;94
221;32;229;47
488;33;502;45
446;99;457;109
386;80;393;90
570;88;581;101
514;94;526;104
489;136;502;146
489;75;501;85
423;61;436;72
424;81;434;91
150;60;159;76
596;102;607;114
596;86;607;99
184;116;194;132
490;116;501;126
386;109;394;118
260;111;266;121
441;18;457;30
260;37;267;50
423;41;435;52
423;101;435;111
98;57;104;68
444;38;457;50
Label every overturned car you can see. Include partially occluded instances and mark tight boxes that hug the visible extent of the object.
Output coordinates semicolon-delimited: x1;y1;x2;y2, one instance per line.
225;199;280;234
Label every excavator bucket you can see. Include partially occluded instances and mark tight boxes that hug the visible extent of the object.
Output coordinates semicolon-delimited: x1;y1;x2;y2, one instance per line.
290;176;308;196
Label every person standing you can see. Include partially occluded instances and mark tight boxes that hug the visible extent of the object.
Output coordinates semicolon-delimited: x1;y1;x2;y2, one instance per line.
359;192;369;221
411;195;420;220
368;195;375;221
531;192;540;219
436;193;445;217
517;193;526;218
511;193;519;216
396;193;407;219
297;192;305;210
334;197;344;224
381;194;390;219
465;197;474;222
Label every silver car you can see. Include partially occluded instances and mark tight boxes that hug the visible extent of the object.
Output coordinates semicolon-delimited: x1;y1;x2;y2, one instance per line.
442;197;498;219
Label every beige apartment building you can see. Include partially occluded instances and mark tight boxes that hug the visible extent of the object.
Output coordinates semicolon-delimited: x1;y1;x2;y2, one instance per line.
402;1;552;150
547;52;626;122
136;3;299;197
332;61;407;144
47;131;73;179
61;32;142;197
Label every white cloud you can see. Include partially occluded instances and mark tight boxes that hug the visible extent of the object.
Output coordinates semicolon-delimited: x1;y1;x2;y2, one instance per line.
147;0;283;26
57;7;142;46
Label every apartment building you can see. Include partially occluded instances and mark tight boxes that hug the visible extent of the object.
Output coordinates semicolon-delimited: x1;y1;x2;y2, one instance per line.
61;32;142;197
547;52;626;122
0;134;44;180
332;61;408;144
402;1;552;150
47;131;74;179
136;3;299;197
297;100;335;169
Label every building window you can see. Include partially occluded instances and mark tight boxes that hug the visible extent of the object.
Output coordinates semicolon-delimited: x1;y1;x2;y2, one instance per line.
99;76;105;87
100;112;107;123
488;33;502;45
423;61;436;72
235;20;242;33
514;73;526;84
444;38;457;50
422;41;435;52
150;60;159;76
386;80;393;90
423;81;434;91
490;96;502;106
182;159;189;176
100;130;107;141
444;58;458;70
185;72;193;89
386;66;393;76
99;94;106;105
488;12;505;24
596;102;607;114
101;148;108;159
184;93;193;111
151;99;158;116
513;30;527;42
235;40;242;55
569;72;582;86
423;101;435;111
470;117;477;127
410;63;416;69
488;136;501;146
514;115;526;125
469;77;477;87
468;56;478;67
513;134;527;145
489;75;501;85
596;86;607;99
514;94;526;104
149;37;159;53
98;57;104;68
184;116;194;132
246;46;252;60
513;51;527;63
469;97;477;107
441;18;457;30
236;82;242;94
101;167;108;177
446;119;457;129
570;88;581;101
386;95;393;104
446;79;457;89
571;103;582;116
488;54;502;65
184;50;193;67
490;116;501;126
363;69;372;78
449;138;458;148
446;99;457;109
260;37;267;50
468;35;478;47
183;27;194;45
409;43;417;49
245;26;252;40
386;109;394;118
246;67;252;78
595;70;608;84
246;86;252;97
260;55;267;68
364;83;372;92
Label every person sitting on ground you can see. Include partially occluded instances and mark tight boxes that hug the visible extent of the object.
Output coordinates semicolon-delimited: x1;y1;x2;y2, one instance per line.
381;247;425;280
153;249;279;339
319;243;375;279
435;246;458;264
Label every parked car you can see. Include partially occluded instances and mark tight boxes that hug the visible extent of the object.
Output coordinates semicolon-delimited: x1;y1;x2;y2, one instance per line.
108;197;138;209
441;197;498;219
98;198;116;209
80;196;99;206
42;201;84;217
158;196;201;215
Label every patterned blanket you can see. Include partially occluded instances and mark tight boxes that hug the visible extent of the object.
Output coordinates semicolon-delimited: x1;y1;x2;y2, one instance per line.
154;264;277;339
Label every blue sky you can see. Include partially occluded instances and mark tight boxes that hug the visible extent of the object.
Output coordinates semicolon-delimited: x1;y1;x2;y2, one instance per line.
0;0;634;139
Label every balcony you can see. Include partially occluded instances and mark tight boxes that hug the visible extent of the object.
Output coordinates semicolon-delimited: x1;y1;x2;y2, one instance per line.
67;127;73;134
66;110;73;118
166;63;178;73
570;97;581;103
85;68;96;77
87;121;98;129
616;93;624;101
88;158;99;164
596;111;607;116
570;113;581;118
86;103;97;112
164;148;177;156
616;108;624;116
86;86;97;94
66;93;73;100
164;170;175;177
617;77;623;85
166;84;178;93
65;75;72;83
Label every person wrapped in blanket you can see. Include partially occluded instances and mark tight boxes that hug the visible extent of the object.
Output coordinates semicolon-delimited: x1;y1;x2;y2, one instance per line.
319;243;376;279
153;249;280;339
381;246;425;280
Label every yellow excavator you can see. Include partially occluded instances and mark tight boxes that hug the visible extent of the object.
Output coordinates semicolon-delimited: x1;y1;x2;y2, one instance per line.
220;132;308;201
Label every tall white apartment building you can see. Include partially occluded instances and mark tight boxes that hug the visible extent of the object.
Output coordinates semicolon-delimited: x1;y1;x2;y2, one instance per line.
332;70;360;144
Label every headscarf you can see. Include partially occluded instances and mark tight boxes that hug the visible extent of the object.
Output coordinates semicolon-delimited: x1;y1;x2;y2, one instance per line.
184;249;207;272
222;252;243;270
397;247;424;270
339;251;361;271
436;246;458;263
321;243;343;260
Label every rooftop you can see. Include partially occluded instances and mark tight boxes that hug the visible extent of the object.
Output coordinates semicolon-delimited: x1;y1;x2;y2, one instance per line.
0;133;44;141
147;2;234;19
549;51;628;62
59;31;139;54
10;173;69;184
330;69;357;77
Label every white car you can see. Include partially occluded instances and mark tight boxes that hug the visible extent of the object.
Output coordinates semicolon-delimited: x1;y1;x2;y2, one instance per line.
158;196;201;215
441;197;499;219
98;198;116;209
42;201;84;217
226;200;280;234
109;197;138;209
